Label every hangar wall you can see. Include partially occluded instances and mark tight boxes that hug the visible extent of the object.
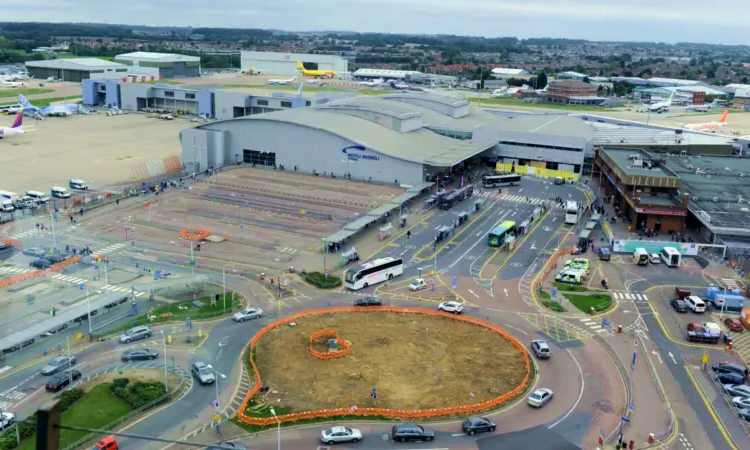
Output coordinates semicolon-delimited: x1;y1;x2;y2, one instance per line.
181;119;424;185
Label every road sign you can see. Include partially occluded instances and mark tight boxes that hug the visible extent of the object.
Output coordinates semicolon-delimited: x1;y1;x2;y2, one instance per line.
634;339;639;347
602;319;611;328
325;269;329;278
154;270;162;280
186;317;193;330
371;388;377;399
551;287;558;300
189;258;196;267
452;276;457;289
79;283;85;290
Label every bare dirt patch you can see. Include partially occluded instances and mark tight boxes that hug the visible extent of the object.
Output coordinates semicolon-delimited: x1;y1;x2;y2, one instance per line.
253;311;528;413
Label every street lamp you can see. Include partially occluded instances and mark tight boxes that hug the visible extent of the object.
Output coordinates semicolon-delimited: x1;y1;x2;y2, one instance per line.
270;407;281;450
206;364;227;411
158;330;168;396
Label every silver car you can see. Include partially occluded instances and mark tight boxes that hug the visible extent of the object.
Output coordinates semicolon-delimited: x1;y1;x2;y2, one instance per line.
192;362;216;385
233;307;263;322
320;426;362;444
41;355;76;375
23;247;45;257
527;388;553;407
118;325;151;343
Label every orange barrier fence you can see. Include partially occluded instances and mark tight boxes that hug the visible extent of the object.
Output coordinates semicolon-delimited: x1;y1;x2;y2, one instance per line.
178;228;212;241
50;256;81;272
541;246;576;282
0;238;21;247
163;155;183;173
0;269;45;288
237;306;531;426
309;329;351;359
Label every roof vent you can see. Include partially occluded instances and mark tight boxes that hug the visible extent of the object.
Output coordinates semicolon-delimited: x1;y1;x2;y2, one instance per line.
713;197;719;202
692;196;699;201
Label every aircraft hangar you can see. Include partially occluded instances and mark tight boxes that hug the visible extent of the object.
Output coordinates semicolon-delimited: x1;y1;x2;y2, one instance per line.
240;51;348;76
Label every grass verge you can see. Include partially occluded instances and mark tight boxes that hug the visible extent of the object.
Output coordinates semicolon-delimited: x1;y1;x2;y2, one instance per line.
0;88;54;96
563;292;612;314
0;96;79;107
552;282;588;292
541;300;566;313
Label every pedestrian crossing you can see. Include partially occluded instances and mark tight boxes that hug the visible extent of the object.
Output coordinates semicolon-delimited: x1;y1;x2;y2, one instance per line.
92;242;127;257
276;246;299;254
377;194;395;200
579;317;607;334
0;266;35;275
11;226;77;240
713;277;743;291
612;291;649;305
51;273;89;285
498;194;557;206
50;274;145;297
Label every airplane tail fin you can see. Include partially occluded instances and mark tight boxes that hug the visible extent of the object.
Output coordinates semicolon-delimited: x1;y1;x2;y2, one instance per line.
10;113;22;128
296;81;303;97
18;94;30;108
719;108;729;123
296;61;305;73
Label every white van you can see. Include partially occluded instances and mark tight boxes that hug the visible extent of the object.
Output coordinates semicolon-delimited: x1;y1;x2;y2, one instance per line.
25;191;49;203
633;248;649;266
0;200;14;212
51;187;71;199
69;179;88;190
685;296;706;313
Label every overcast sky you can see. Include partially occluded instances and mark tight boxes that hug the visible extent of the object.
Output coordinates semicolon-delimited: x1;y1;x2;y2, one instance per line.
4;0;749;45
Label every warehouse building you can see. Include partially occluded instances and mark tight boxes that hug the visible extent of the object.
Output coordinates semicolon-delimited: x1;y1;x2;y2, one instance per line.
25;58;127;82
547;81;604;105
240;51;348;76
115;52;201;79
490;68;531;79
82;79;310;118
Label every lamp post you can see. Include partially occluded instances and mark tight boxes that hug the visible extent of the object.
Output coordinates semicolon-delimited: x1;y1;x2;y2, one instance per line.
270;407;281;450
158;330;168;396
206;364;226;411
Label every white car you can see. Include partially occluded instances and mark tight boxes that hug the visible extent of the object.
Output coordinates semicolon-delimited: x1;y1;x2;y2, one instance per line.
438;301;464;314
527;388;553;407
320;426;362;444
0;412;15;432
233;307;263;322
649;254;660;264
409;279;427;291
732;396;750;409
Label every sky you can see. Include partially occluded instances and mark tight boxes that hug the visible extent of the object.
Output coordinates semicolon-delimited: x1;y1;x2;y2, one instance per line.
4;0;750;45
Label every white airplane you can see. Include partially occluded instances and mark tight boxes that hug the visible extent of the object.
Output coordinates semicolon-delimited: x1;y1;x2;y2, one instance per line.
0;79;27;88
685;100;721;113
0;113;30;139
358;78;385;87
389;81;426;92
267;76;298;86
682;109;729;132
19;94;80;118
647;92;675;113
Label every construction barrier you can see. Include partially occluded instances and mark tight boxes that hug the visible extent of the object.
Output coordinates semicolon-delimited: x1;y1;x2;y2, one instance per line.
0;269;45;288
50;256;82;272
237;306;531;426
309;329;351;360
0;238;21;247
178;228;212;241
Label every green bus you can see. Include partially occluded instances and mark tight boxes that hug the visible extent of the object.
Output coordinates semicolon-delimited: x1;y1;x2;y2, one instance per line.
488;221;517;247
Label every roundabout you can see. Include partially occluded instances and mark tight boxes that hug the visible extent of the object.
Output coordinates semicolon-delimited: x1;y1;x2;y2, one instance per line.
239;307;531;425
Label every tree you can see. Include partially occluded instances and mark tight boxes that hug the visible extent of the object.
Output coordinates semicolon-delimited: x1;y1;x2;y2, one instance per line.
582;76;590;83
536;72;548;89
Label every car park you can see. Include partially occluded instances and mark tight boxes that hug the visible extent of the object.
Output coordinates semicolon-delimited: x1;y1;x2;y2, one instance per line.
233;307;263;322
30;259;51;269
45;370;82;392
528;388;553;407
41;355;76;375
192;361;216;384
712;363;749;378
409;279;427;291
670;299;688;313
461;416;496;435
354;296;382;307
725;318;745;332
22;247;45;257
531;340;551;359
391;423;435;442
438;301;463;314
121;348;159;362
723;384;750;398
118;326;152;343
320;426;362;444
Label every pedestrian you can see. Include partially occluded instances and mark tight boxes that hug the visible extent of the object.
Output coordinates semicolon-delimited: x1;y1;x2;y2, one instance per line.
407;230;411;239
116;198;120;206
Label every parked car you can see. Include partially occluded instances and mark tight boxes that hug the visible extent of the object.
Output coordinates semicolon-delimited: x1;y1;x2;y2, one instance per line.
461;416;496;435
716;372;746;385
670;299;688;313
732;396;750;409
118;326;152;343
737;408;750;423
41;355;76;375
438;301;463;314
649;253;661;264
121;348;159;362
233;307;263;322
22;247;45;257
528;388;554;408
0;412;15;432
44;253;69;264
192;361;216;385
723;384;750;398
712;363;749;378
320;426;362;444
725;318;744;332
30;259;51;269
45;370;82;392
686;322;702;332
409;279;427;291
391;423;435;442
531;340;551;359
354;296;382;307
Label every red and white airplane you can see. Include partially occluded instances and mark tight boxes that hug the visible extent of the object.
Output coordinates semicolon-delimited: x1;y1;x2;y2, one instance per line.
682;109;729;131
0;113;28;139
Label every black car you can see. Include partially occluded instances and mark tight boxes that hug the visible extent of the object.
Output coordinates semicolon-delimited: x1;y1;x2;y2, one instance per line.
670;299;688;313
30;259;52;269
461;416;496;435
716;371;746;385
44;254;69;264
354;296;382;307
391;423;435;442
45;370;82;392
121;348;159;362
712;363;749;378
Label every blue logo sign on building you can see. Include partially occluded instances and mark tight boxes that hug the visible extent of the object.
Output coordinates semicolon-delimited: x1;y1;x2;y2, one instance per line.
342;145;379;161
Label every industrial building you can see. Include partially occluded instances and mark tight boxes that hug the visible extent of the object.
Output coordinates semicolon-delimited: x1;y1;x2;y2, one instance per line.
547;81;603;105
732;89;750;110
240;51;348;76
353;69;457;85
490;68;530;79
81;79;310;119
115;52;201;79
24;58;127;82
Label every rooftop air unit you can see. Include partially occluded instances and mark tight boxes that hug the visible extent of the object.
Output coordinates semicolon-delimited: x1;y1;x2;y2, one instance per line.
713;197;719;202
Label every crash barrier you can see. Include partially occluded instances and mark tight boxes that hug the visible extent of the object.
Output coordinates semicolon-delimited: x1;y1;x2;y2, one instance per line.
0;269;45;288
178;227;212;241
50;256;82;272
309;329;351;360
0;238;21;247
237;306;531;426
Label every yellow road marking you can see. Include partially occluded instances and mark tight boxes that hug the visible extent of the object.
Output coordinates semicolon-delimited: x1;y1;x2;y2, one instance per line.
365;210;437;260
684;366;740;450
478;210;550;280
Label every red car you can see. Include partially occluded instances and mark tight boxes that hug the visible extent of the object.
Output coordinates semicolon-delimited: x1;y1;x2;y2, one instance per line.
687;322;703;332
725;318;745;332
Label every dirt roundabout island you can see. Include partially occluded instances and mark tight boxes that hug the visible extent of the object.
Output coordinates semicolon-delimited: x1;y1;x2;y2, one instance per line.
249;308;530;416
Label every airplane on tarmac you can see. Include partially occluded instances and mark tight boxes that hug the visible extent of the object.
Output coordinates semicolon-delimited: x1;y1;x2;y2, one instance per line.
0;79;27;88
19;94;81;118
358;78;385;87
389;81;426;92
267;76;298;86
0;113;31;139
681;109;730;132
646;92;675;113
685;100;722;113
296;61;337;78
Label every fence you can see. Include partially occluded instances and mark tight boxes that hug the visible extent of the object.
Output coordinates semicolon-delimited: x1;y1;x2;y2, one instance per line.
50;256;81;272
130;155;183;181
0;269;45;288
309;329;351;359
237;306;531;426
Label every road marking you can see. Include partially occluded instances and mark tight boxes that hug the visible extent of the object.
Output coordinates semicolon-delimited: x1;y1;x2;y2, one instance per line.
548;348;584;429
683;366;739;450
652;351;663;364
467;289;480;298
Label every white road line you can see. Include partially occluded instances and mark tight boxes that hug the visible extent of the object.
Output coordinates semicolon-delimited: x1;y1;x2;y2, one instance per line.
642;295;648;301
548;348;584;429
625;293;633;300
635;294;643;301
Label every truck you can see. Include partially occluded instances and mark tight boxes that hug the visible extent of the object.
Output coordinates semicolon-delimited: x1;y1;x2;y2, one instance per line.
633;248;649;265
686;322;726;344
705;286;746;312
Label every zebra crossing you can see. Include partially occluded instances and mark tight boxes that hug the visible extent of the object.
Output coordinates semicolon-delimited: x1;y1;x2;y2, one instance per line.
51;273;89;285
579;317;607;334
50;274;145;297
712;277;743;291
377;194;395;200
276;246;299;254
498;194;557;206
612;291;649;305
91;242;127;257
0;266;35;275
10;226;77;240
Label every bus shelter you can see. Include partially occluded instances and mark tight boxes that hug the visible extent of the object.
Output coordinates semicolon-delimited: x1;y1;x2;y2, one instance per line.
517;220;530;237
577;230;592;252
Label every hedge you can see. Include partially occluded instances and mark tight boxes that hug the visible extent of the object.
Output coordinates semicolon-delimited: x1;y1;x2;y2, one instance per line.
110;378;166;409
302;271;342;289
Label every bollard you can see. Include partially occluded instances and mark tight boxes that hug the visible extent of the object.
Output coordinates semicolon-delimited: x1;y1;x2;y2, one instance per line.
168;335;172;344
441;296;444;301
648;434;655;445
629;440;634;449
729;341;733;352
199;329;203;339
618;325;623;334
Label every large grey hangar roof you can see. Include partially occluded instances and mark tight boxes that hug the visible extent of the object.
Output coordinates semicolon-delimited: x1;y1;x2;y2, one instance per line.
25;58;126;71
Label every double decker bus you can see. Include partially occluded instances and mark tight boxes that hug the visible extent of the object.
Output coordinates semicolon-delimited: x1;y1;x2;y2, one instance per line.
482;174;522;188
344;257;404;290
487;221;517;247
